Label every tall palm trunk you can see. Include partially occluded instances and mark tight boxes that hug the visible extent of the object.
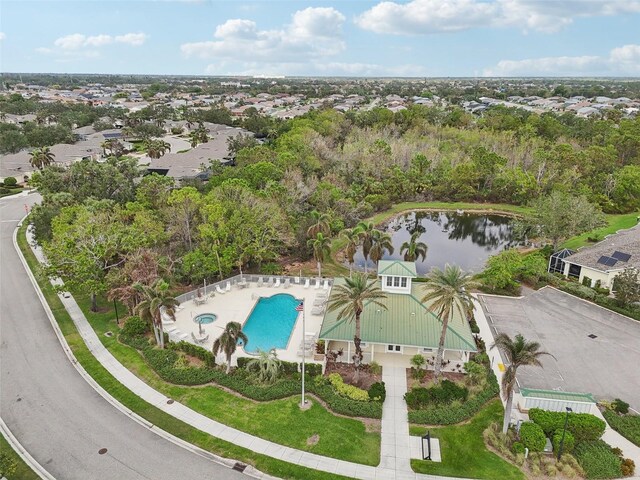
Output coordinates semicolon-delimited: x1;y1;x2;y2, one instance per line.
502;391;514;434
154;313;165;349
90;292;98;312
317;261;322;278
353;312;363;383
433;311;450;382
226;354;232;374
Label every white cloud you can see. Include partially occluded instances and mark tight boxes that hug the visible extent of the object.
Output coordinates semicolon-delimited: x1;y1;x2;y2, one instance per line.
48;32;148;51
181;7;346;62
356;0;640;35
482;44;640;76
0;32;6;41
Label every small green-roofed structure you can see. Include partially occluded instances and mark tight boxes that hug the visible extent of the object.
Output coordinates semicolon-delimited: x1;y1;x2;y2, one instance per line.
519;388;596;413
319;264;477;363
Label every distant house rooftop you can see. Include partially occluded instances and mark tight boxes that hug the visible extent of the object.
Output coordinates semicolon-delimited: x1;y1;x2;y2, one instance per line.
564;224;640;272
377;260;417;277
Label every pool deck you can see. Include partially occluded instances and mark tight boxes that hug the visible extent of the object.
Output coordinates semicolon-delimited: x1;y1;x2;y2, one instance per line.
168;279;329;364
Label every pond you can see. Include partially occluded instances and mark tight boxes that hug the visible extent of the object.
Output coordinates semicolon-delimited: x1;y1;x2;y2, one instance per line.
351;211;520;275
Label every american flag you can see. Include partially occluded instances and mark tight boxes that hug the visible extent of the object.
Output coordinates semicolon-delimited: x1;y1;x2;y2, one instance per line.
295;301;304;312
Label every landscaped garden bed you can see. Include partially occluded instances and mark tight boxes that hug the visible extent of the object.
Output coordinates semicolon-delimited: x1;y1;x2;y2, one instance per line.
325;361;382;390
602;400;640;447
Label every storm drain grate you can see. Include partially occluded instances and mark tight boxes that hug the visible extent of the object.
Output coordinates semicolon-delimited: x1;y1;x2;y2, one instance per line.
232;463;247;472
588;334;598;339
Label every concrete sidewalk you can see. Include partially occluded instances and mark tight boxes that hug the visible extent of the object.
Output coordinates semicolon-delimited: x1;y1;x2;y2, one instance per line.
26;227;460;480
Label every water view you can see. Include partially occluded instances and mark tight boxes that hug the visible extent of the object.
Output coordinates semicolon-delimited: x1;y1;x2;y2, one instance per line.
352;211;519;275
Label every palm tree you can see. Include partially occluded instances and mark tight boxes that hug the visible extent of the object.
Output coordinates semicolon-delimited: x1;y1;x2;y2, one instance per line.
307;232;331;277
307;210;331;238
356;221;375;274
492;333;552;433
421;265;475;383
133;279;179;349
369;229;394;266
327;273;387;383
29;147;55;170
145;139;171;159
401;231;428;262
340;227;361;277
246;349;281;384
212;321;248;374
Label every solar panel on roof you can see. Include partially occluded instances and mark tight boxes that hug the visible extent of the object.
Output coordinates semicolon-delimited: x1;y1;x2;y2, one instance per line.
597;256;618;267
611;251;631;262
103;132;122;139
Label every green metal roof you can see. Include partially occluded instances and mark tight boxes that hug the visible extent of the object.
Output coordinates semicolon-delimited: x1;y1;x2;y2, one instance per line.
319;279;477;352
521;388;596;404
377;260;417;277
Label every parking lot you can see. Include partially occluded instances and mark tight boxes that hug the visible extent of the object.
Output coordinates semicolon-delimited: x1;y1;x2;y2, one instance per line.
479;287;640;412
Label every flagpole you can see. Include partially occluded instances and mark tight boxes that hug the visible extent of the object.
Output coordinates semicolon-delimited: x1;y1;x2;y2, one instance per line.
301;300;306;407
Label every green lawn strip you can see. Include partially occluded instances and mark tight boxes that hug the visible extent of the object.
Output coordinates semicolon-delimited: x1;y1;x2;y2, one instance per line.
16;223;357;480
602;410;640;447
0;187;25;198
562;212;639;250
76;294;379;466
0;432;40;480
409;400;525;480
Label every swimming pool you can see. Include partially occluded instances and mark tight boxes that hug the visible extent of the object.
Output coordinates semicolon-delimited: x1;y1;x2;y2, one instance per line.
194;313;217;325
241;294;301;353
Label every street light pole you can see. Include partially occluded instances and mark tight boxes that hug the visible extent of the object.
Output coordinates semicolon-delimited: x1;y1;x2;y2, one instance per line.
557;407;572;460
113;299;119;326
301;301;306;408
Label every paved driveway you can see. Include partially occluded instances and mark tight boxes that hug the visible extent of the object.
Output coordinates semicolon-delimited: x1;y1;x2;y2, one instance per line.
478;287;640;412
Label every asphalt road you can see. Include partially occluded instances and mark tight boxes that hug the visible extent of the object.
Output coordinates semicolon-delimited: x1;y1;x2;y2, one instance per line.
0;194;245;480
480;287;640;412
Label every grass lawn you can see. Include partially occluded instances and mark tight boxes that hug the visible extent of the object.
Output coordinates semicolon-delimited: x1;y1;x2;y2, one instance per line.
0;433;40;480
409;400;524;480
562;211;639;250
0;187;25;198
17;223;356;480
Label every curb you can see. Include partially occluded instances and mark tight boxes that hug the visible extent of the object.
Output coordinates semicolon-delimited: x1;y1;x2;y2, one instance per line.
10;218;267;480
0;417;55;480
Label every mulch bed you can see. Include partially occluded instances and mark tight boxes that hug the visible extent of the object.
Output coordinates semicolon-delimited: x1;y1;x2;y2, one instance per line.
325;362;382;390
406;368;467;388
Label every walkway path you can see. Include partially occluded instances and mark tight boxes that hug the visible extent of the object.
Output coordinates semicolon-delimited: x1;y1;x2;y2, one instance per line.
23;225;457;480
380;362;412;476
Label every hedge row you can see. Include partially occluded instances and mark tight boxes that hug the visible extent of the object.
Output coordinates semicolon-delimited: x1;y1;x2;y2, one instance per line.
236;357;322;377
602;410;640;447
519;422;546;452
574;440;622;479
119;333;382;418
557;283;640;321
529;408;606;442
408;369;500;425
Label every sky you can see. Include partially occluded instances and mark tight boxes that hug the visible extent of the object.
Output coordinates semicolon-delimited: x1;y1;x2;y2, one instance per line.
1;0;639;77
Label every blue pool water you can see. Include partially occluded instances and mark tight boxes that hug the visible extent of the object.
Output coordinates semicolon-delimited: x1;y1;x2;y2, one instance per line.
194;313;217;325
241;294;301;353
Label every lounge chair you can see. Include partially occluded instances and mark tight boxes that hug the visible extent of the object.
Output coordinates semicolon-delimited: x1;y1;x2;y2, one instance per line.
303;278;310;289
316;291;327;299
193;296;207;306
225;281;231;292
311;305;325;315
215;285;226;295
238;278;248;289
283;278;291;289
314;280;321;290
257;277;264;287
313;297;326;306
323;280;330;290
266;277;274;287
208;291;215;299
294;277;300;285
274;278;281;288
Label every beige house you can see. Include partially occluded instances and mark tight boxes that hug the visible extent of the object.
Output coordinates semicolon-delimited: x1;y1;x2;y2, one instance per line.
318;260;477;367
552;224;639;288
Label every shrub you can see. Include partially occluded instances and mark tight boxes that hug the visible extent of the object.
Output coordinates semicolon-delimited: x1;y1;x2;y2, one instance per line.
328;373;370;402
582;276;592;287
602;410;640;447
469;316;480;333
512;441;525;454
621;458;635;477
574;440;622;479
404;379;468;409
143;347;219;385
529;408;606;442
169;341;216;367
368;361;382;375
552;429;575;453
0;452;18;477
408;369;500;425
473;352;489;366
121;315;148;336
464;361;486;386
410;354;426;370
3;176;17;187
612;398;630;415
519;422;547;452
368;382;386;402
